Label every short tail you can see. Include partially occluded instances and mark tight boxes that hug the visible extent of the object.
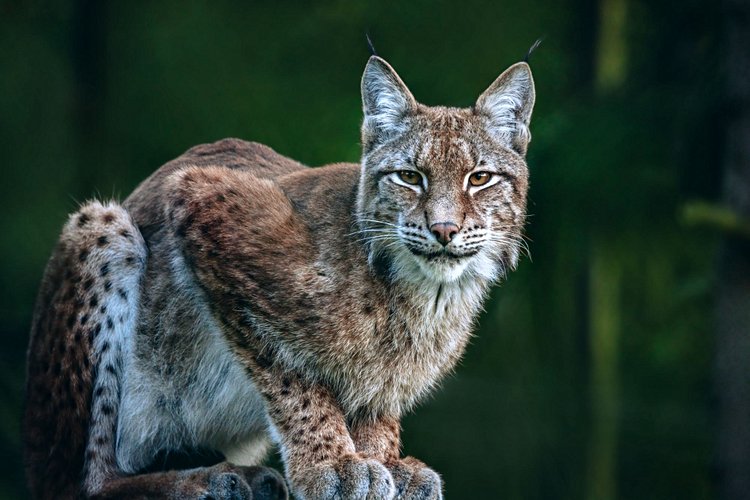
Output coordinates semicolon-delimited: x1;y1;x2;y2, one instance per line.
23;200;146;499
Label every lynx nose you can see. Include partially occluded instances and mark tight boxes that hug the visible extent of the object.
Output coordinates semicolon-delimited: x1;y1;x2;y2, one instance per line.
430;222;459;246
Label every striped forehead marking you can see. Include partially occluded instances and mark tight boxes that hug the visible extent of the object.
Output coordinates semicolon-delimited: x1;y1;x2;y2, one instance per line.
415;135;475;173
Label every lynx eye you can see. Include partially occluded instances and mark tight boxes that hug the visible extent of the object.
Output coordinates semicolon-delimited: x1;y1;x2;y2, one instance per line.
397;171;422;186
468;172;492;187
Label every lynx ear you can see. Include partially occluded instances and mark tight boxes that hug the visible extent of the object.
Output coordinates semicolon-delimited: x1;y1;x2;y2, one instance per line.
361;56;417;152
475;62;535;155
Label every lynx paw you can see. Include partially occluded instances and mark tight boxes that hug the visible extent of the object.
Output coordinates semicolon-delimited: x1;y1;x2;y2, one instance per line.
235;465;288;500
386;457;442;500
175;463;287;500
292;454;395;500
200;470;251;500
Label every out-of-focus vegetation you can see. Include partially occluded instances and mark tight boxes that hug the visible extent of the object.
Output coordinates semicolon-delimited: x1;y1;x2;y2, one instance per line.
0;1;732;498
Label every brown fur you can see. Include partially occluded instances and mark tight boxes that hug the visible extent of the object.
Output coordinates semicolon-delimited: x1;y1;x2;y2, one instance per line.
23;55;535;499
24;204;141;499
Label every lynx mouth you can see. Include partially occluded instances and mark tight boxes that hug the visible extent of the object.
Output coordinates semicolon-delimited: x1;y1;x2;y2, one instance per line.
408;247;479;261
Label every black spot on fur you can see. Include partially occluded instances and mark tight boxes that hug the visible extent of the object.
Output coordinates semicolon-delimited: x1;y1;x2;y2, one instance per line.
100;262;110;276
101;404;114;415
83;278;94;291
117;288;127;300
106;317;114;330
256;353;273;369
104;281;112;292
89;295;99;308
97;235;109;247
78;249;89;262
176;213;196;238
78;213;91;227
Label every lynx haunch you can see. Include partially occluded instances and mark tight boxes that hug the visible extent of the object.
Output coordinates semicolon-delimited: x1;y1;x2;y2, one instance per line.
23;54;535;499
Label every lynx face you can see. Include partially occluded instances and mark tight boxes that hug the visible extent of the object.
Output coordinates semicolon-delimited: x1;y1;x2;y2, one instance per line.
357;57;535;284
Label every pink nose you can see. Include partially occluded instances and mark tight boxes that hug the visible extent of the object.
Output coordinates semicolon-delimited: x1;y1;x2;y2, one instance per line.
430;222;459;246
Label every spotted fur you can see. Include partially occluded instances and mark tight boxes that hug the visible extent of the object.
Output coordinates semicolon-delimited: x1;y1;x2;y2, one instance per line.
23;55;534;499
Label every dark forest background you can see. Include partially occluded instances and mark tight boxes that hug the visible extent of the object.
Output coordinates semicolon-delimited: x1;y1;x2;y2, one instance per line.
2;1;748;499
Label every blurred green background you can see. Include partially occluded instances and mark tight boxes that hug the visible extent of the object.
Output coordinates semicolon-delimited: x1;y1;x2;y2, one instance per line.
0;0;738;498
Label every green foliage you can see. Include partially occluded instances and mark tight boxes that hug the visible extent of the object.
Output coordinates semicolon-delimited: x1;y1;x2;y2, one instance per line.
0;1;721;498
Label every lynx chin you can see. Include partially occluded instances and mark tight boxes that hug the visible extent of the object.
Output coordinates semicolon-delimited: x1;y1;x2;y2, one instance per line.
23;53;535;500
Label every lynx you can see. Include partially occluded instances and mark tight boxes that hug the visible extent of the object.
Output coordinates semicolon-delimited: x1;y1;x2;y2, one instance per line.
23;53;535;499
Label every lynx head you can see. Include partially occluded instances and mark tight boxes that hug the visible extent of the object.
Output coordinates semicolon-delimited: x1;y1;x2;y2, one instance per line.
356;55;535;285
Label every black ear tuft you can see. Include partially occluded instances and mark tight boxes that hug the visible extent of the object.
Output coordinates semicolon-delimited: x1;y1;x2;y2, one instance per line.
366;32;378;57
523;38;543;63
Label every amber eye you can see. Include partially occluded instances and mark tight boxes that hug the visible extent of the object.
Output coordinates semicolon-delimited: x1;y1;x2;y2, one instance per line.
397;171;422;186
468;172;493;187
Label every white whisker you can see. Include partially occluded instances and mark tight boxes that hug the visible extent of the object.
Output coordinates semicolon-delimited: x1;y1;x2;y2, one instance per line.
357;217;399;228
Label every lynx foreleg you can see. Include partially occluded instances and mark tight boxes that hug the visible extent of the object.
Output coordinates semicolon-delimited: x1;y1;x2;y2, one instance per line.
249;360;396;500
352;417;443;500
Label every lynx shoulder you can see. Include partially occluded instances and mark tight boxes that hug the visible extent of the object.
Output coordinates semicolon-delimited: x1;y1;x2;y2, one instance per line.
24;55;535;500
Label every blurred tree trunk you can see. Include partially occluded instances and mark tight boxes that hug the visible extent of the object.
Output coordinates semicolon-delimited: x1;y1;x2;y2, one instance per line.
716;0;750;498
586;0;628;499
71;0;107;188
586;241;622;500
